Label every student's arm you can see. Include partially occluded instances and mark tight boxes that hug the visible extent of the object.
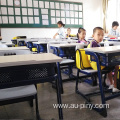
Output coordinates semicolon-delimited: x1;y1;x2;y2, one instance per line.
107;34;117;38
0;36;2;40
53;33;58;39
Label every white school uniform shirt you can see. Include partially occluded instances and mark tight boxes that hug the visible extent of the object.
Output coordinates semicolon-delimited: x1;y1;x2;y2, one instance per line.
0;42;7;48
108;29;120;37
57;27;65;39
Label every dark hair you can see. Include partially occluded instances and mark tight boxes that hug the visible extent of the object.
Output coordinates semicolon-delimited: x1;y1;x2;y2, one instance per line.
112;21;119;28
77;27;86;38
93;27;104;34
57;21;65;27
67;28;71;31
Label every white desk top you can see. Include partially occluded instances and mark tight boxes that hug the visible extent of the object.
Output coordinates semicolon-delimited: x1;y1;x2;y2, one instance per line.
0;53;62;67
84;45;120;54
5;43;15;45
0;47;29;51
33;42;48;44
50;43;87;48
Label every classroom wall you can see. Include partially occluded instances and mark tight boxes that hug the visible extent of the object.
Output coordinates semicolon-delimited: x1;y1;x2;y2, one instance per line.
1;0;103;42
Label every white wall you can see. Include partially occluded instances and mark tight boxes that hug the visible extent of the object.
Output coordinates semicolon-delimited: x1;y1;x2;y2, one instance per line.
1;0;103;42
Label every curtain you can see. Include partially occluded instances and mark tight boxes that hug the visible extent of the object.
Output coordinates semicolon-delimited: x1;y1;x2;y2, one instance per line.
102;0;108;33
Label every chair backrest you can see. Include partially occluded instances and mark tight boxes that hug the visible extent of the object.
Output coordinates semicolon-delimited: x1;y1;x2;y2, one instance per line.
76;49;91;70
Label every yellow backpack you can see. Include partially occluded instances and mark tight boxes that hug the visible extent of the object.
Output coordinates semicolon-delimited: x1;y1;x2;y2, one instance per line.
87;44;105;70
76;49;91;70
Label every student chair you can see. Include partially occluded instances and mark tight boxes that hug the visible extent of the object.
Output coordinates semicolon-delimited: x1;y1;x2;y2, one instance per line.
76;49;111;101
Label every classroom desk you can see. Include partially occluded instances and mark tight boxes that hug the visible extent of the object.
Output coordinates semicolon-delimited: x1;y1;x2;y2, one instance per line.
0;47;29;51
50;43;83;48
84;46;120;117
108;39;120;42
5;43;15;47
26;39;39;51
0;53;63;119
11;39;26;46
33;42;48;53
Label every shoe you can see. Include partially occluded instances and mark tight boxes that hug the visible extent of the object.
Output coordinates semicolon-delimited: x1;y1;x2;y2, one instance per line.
112;87;120;92
108;85;114;89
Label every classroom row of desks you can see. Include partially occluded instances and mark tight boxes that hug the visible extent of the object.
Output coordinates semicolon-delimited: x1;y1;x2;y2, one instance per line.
1;44;120;119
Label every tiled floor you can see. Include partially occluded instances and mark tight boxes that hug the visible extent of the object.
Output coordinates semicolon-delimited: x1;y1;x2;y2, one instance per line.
0;69;120;120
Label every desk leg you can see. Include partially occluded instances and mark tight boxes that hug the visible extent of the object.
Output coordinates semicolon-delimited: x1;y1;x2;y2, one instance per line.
57;62;63;120
37;45;40;53
57;62;64;94
95;53;107;117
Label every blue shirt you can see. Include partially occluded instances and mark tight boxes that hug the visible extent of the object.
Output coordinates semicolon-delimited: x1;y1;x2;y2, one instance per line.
108;29;120;37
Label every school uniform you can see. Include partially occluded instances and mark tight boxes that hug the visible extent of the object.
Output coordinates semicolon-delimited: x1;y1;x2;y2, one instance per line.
57;27;65;39
87;40;115;71
108;29;120;37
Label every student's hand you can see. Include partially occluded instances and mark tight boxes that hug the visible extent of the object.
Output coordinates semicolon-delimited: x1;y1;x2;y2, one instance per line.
53;36;56;39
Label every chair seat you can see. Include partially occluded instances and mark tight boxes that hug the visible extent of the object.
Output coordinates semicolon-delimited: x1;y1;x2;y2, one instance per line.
60;59;75;64
0;85;37;101
81;69;97;73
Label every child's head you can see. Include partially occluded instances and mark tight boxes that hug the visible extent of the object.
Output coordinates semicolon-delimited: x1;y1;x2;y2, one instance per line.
93;27;104;43
77;28;86;40
67;28;71;35
112;21;119;30
57;21;65;28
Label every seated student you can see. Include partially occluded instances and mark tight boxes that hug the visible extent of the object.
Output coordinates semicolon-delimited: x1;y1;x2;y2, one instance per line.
108;21;120;38
77;27;88;44
53;21;65;39
66;28;72;38
88;27;119;92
